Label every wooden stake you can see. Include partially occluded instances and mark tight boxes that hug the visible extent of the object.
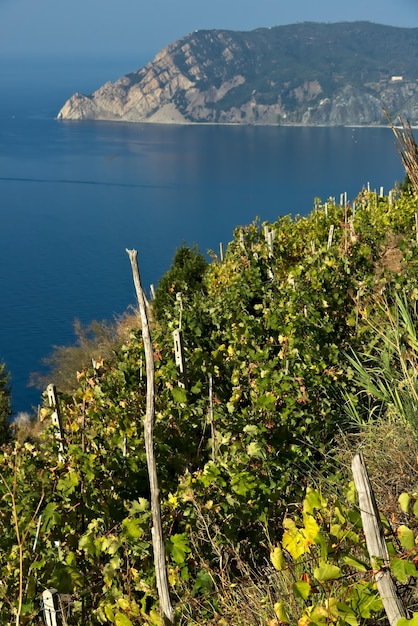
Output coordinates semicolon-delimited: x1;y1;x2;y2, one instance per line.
352;452;407;626
327;225;334;250
209;374;215;461
126;249;175;626
46;384;66;464
173;328;187;389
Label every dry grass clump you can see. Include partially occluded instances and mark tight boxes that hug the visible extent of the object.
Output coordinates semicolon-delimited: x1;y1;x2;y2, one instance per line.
30;309;142;396
172;498;310;626
335;417;418;518
385;109;418;194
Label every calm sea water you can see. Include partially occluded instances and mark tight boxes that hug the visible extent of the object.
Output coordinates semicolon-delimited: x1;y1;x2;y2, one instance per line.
0;58;406;414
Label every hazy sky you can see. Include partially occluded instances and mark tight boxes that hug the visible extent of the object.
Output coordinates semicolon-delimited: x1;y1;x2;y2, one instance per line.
1;0;417;62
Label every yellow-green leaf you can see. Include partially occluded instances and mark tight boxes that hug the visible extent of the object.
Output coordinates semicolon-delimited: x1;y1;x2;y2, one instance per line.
147;609;163;625
398;613;418;626
274;600;289;623
303;513;320;543
115;613;133;626
314;563;341;582
282;519;308;559
303;488;327;514
104;604;115;622
247;441;264;459
270;545;286;571
399;493;411;514
292;580;311;600
397;525;415;550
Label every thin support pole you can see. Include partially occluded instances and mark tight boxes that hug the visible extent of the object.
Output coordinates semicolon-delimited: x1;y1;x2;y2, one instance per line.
126;249;175;626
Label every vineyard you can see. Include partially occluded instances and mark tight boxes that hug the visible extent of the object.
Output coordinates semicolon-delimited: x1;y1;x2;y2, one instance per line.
3;182;418;625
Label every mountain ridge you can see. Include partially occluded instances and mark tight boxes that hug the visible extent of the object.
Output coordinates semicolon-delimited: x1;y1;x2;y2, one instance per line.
57;22;418;126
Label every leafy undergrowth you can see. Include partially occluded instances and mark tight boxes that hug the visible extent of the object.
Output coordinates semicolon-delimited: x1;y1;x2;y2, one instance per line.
4;184;418;625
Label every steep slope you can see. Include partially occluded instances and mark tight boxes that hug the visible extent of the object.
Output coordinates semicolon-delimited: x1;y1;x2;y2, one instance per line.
57;22;418;126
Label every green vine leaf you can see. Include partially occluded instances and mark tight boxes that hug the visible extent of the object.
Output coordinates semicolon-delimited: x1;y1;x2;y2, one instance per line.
122;518;144;539
343;555;369;572
171;386;188;403
390;558;418;583
169;533;191;566
398;613;418;626
314;563;341;582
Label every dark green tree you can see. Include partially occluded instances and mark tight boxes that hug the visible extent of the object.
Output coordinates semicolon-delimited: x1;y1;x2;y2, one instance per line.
153;244;208;321
0;363;12;445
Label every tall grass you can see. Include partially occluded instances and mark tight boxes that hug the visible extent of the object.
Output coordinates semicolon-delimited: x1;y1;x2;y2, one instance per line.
345;292;418;433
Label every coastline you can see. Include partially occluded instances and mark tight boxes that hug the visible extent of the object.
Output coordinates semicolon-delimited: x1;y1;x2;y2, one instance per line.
56;118;411;129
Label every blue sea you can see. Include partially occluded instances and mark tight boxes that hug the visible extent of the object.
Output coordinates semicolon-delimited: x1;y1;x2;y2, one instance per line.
0;57;406;414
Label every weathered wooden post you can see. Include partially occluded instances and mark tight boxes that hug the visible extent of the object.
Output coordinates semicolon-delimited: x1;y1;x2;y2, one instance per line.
41;589;64;626
173;292;188;389
239;231;245;250
208;374;216;461
173;328;187;389
340;192;348;206
33;514;42;553
126;249;175;626
264;226;275;279
327;224;334;250
46;384;66;464
352;452;407;626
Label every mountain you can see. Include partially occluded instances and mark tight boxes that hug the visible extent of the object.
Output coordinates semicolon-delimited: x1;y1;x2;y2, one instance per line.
57;22;418;126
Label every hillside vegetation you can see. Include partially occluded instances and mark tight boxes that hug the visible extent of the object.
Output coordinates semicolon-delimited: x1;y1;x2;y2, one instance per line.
3;182;418;625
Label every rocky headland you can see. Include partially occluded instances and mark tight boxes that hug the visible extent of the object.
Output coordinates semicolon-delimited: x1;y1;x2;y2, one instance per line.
57;22;418;126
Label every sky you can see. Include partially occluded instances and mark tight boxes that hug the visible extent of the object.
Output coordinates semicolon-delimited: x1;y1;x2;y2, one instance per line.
0;0;418;65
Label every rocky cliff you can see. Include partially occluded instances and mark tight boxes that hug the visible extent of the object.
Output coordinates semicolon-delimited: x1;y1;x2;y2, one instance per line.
57;22;418;126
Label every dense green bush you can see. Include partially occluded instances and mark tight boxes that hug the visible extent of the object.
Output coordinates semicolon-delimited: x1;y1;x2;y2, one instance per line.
153;245;208;322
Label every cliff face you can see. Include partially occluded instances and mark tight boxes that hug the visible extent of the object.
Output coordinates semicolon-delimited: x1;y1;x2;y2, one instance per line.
57;22;418;126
